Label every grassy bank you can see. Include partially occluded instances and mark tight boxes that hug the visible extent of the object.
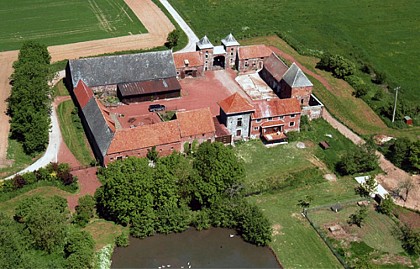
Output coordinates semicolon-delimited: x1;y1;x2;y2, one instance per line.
0;0;146;51
57;100;93;166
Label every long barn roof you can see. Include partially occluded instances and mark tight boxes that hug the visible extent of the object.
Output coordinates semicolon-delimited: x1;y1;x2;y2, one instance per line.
68;50;177;88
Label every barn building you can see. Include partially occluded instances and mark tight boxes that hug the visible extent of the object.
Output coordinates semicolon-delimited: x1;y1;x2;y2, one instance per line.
66;50;179;103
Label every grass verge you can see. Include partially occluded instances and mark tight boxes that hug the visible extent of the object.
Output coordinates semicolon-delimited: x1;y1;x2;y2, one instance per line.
57;100;93;166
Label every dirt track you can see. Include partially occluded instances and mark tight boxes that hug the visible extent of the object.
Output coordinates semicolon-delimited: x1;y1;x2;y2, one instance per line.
0;0;174;166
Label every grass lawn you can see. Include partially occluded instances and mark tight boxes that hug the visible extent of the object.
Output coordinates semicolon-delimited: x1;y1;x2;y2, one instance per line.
53;80;69;97
248;177;359;268
169;0;420;104
0;138;40;178
57;100;93;166
309;204;411;267
0;0;146;51
84;219;127;251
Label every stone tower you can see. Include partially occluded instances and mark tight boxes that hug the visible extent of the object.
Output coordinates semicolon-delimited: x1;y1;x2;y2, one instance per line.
221;33;240;68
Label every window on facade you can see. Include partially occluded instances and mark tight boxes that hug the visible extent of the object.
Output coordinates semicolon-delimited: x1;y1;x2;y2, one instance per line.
236;129;242;136
301;99;304;104
205;52;209;58
237;118;242;127
279;116;284;120
256;119;262;123
230;52;234;56
268;117;273;121
254;127;259;131
245;61;249;67
117;156;122;160
290;121;295;127
291;114;295;118
231;48;234;51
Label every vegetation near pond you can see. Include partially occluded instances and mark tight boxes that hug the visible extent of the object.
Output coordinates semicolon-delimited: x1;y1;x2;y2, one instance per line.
0;195;95;268
95;142;272;246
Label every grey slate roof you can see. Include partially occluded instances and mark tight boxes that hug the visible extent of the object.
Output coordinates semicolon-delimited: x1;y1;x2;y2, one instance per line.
221;33;240;47
68;50;177;88
282;63;313;88
196;35;214;50
82;98;114;157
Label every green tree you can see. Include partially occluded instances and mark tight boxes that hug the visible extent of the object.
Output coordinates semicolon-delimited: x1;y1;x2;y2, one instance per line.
336;145;379;175
64;227;95;269
193;142;245;207
15;196;69;253
387;138;411;168
409;141;420;172
73;195;96;227
146;146;159;162
348;206;368;227
165;30;180;49
8;41;52;155
355;177;378;198
298;195;313;213
237;202;272;246
398;224;420;255
377;195;394;216
0;213;28;269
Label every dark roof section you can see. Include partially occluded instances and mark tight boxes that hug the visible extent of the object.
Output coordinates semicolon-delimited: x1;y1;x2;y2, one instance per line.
73;80;94;109
118;77;181;97
82;98;115;157
68;50;177;87
262;53;289;81
282;63;313;88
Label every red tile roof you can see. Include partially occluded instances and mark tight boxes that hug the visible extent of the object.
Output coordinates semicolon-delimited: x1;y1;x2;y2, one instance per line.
218;93;255;114
238;45;272;60
173;51;204;68
73;80;93;109
107;121;180;154
261;119;285;128
253;98;301;119
263;53;289;81
177;108;215;137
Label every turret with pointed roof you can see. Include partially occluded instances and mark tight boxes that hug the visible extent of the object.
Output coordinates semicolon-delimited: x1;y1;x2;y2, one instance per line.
221;33;240;47
196;35;214;50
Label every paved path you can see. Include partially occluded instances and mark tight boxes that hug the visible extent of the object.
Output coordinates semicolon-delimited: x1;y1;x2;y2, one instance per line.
0;0;174;170
159;0;199;53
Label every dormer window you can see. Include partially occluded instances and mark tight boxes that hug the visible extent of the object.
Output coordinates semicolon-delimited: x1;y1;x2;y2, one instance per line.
184;59;189;67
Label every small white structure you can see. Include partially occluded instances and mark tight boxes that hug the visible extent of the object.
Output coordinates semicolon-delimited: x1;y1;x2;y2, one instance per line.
354;176;389;201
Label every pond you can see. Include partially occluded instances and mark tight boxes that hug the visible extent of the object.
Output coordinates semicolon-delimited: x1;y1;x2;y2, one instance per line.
111;227;281;268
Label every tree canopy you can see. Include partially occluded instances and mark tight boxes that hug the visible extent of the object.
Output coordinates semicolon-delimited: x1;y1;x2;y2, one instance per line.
96;143;271;246
8;41;52;155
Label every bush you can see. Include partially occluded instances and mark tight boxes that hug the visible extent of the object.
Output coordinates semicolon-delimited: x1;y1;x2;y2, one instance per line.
317;54;356;78
237;202;272;246
191;209;211;231
336;145;379;175
73;195;95;227
115;231;129;247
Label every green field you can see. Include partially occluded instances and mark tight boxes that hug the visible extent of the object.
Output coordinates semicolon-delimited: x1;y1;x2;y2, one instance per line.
169;0;420;103
309;204;411;268
248;178;359;268
0;0;147;51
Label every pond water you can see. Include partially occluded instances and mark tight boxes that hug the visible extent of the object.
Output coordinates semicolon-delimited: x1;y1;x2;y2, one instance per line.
111;227;281;268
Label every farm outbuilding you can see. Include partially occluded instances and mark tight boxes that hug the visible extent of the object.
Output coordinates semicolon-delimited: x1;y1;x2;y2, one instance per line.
404;116;413;126
117;77;181;103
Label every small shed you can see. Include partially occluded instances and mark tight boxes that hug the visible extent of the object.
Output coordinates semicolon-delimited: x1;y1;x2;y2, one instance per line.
319;141;330;150
404;116;413;126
